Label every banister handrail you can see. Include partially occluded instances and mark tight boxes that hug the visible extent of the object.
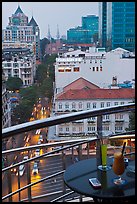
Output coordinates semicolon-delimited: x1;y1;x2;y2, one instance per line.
2;103;135;138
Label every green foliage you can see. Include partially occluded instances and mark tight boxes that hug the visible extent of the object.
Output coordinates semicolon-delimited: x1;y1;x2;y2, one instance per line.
6;77;23;91
12;99;33;123
35;64;47;84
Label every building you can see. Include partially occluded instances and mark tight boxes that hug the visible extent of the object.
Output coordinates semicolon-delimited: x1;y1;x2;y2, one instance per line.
2;46;36;86
67;15;98;44
54;78;135;137
2;73;11;128
98;2;107;48
98;2;135;51
55;47;135;94
45;39;63;55
2;5;41;60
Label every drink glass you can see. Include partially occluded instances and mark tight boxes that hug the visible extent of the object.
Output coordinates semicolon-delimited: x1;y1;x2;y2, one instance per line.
112;151;127;185
98;137;111;171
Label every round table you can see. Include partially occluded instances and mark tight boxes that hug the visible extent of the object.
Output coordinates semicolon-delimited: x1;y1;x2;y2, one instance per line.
64;158;135;202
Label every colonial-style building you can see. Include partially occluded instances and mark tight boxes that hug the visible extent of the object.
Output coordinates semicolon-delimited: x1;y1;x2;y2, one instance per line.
54;77;135;137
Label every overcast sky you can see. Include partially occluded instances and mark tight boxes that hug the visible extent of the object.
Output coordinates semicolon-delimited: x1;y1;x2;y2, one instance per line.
2;2;99;39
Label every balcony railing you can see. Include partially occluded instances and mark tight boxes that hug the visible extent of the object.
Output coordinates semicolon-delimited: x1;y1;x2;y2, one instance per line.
2;103;135;202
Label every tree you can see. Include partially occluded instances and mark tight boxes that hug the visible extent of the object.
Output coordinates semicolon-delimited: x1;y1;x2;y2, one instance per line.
40;38;50;61
12;99;34;124
6;77;23;91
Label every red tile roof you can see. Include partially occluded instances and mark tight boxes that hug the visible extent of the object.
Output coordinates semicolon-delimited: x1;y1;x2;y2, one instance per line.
57;88;135;100
64;77;100;92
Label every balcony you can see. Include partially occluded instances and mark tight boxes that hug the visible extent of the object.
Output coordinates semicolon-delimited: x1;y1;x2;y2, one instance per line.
2;103;135;202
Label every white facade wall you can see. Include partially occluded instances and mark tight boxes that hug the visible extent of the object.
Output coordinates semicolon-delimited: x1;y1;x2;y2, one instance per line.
55;98;133;137
55;49;135;93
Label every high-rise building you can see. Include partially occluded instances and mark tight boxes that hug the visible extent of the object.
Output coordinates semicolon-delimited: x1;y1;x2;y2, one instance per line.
98;2;107;48
67;15;98;44
2;5;41;60
99;2;135;52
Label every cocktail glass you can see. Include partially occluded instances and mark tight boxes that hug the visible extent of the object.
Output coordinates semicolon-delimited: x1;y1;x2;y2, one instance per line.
112;151;127;185
98;136;111;171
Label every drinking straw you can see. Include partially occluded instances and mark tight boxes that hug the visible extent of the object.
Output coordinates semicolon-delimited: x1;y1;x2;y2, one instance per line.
121;142;126;155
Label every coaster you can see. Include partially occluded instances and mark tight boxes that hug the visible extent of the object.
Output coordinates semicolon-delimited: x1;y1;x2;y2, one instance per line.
98;165;111;171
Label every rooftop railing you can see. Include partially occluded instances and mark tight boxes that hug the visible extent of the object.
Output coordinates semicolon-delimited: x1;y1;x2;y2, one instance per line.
2;103;135;202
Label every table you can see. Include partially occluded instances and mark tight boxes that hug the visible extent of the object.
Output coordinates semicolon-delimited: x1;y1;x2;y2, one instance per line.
64;157;135;202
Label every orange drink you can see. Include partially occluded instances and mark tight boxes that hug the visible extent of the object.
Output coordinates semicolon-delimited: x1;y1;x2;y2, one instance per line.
112;151;127;185
112;152;125;176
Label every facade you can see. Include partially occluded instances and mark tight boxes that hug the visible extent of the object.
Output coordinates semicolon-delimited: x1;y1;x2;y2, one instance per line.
45;39;63;55
2;46;36;86
55;47;135;94
2;74;11;128
2;5;41;60
99;2;135;51
98;2;107;48
67;15;98;44
54;78;135;137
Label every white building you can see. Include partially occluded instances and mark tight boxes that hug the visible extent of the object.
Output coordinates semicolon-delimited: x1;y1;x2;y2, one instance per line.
54;78;135;137
55;47;135;94
2;46;36;86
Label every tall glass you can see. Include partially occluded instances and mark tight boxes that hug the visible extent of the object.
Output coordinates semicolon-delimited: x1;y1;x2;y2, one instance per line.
98;137;111;171
112;151;127;185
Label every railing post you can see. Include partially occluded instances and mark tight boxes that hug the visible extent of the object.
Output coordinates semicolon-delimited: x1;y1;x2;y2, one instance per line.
27;151;32;202
62;149;66;202
78;144;82;161
6;155;12;202
96;115;102;166
17;167;21;201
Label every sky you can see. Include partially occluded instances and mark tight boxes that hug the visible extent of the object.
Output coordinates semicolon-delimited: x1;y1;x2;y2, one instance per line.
2;2;99;39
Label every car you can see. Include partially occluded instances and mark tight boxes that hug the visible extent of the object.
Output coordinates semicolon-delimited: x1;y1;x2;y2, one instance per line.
35;149;40;157
32;162;38;175
39;135;43;142
10;163;17;173
37;140;41;145
23;156;28;161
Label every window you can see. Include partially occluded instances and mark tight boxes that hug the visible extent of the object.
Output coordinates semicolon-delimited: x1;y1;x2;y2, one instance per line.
74;67;79;72
114;102;118;106
88;126;95;132
107;102;110;107
65;103;69;109
58;68;64;72
59;127;63;132
72;102;76;109
87;102;91;109
101;102;104;108
65;68;71;72
120;114;123;119
106;115;110;120
93;67;95;71
115;126;123;131
93;103;96;108
58;103;62;110
79;126;83;132
100;66;102;71
78;102;83;109
120;102;124;105
66;127;69;132
102;126;109;131
72;127;76;132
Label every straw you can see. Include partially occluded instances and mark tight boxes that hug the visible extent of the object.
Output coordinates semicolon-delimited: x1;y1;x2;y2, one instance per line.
121;142;126;155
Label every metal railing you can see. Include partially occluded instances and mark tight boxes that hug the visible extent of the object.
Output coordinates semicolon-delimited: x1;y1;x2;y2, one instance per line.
2;103;135;202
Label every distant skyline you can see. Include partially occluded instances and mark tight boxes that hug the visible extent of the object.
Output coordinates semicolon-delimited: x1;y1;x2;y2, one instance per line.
2;2;99;39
